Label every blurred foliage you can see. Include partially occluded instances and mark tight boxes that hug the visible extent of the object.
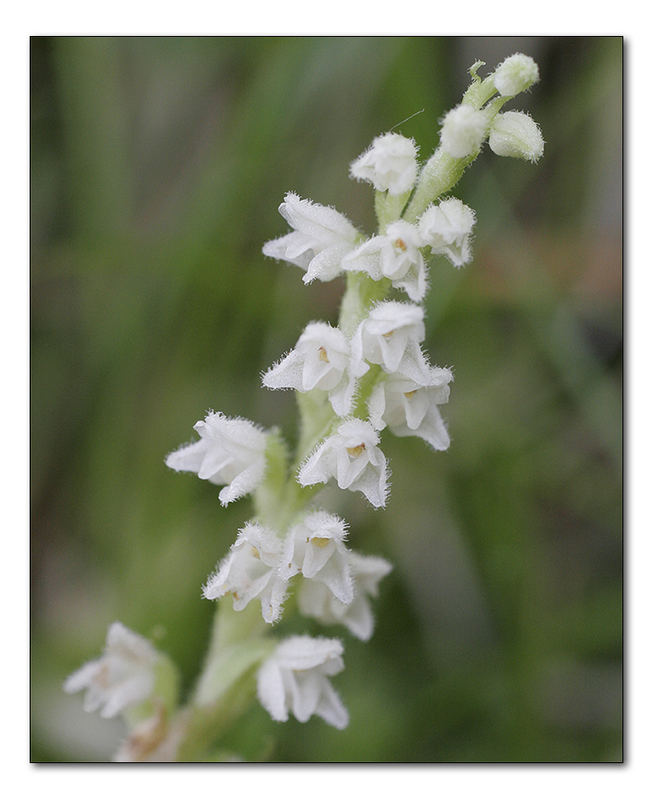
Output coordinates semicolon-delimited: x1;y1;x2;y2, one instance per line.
30;36;622;762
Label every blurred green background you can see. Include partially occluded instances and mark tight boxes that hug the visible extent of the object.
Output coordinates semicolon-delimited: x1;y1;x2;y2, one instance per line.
30;36;622;762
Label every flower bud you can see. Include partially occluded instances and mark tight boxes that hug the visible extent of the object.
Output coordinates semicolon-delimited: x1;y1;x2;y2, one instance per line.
488;111;544;163
350;132;418;196
493;53;539;97
440;105;487;158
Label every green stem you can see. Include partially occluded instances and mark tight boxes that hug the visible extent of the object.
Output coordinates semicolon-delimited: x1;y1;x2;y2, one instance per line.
403;148;476;222
375;189;411;232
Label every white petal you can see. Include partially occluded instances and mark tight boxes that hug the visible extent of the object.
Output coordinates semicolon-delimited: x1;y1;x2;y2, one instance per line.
297;440;333;487
303;242;352;284
391;403;450;451
275;635;344;672
280;192;358;244
100;673;153;719
257;660;288;722
315;679;349;729
350;461;389;509
341;236;386;280
340;594;375;641
262;348;305;391
64;660;102;695
290;671;322;722
164;440;207;475
262;233;312;269
312;552;354;605
217;459;266;506
328;373;357;417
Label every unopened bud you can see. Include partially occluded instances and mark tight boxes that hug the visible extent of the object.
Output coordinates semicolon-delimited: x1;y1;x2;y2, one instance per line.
493;54;539;97
440;105;487;158
350;132;418;196
488;111;544;163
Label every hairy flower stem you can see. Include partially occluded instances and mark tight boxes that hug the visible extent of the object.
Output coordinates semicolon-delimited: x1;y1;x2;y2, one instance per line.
403;82;509;224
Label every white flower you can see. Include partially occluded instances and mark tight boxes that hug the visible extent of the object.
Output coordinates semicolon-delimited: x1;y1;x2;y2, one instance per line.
281;511;353;604
368;366;453;451
298;551;393;641
351;301;428;381
262;192;360;284
493;53;539;97
297;418;389;508
418;198;476;268
257;636;348;728
165;411;267;506
349;132;418;196
64;622;158;719
440;104;487;158
262;322;356;416
202;522;287;624
489;111;544;163
342;220;427;302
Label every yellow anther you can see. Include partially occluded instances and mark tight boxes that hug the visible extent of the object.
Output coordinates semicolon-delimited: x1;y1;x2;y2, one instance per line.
394;237;407;252
251;546;260;559
347;443;366;458
404;390;417;398
310;537;331;548
318;346;329;363
382;329;395;339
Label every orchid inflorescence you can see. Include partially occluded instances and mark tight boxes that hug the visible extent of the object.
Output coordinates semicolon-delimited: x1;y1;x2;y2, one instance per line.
64;54;543;762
